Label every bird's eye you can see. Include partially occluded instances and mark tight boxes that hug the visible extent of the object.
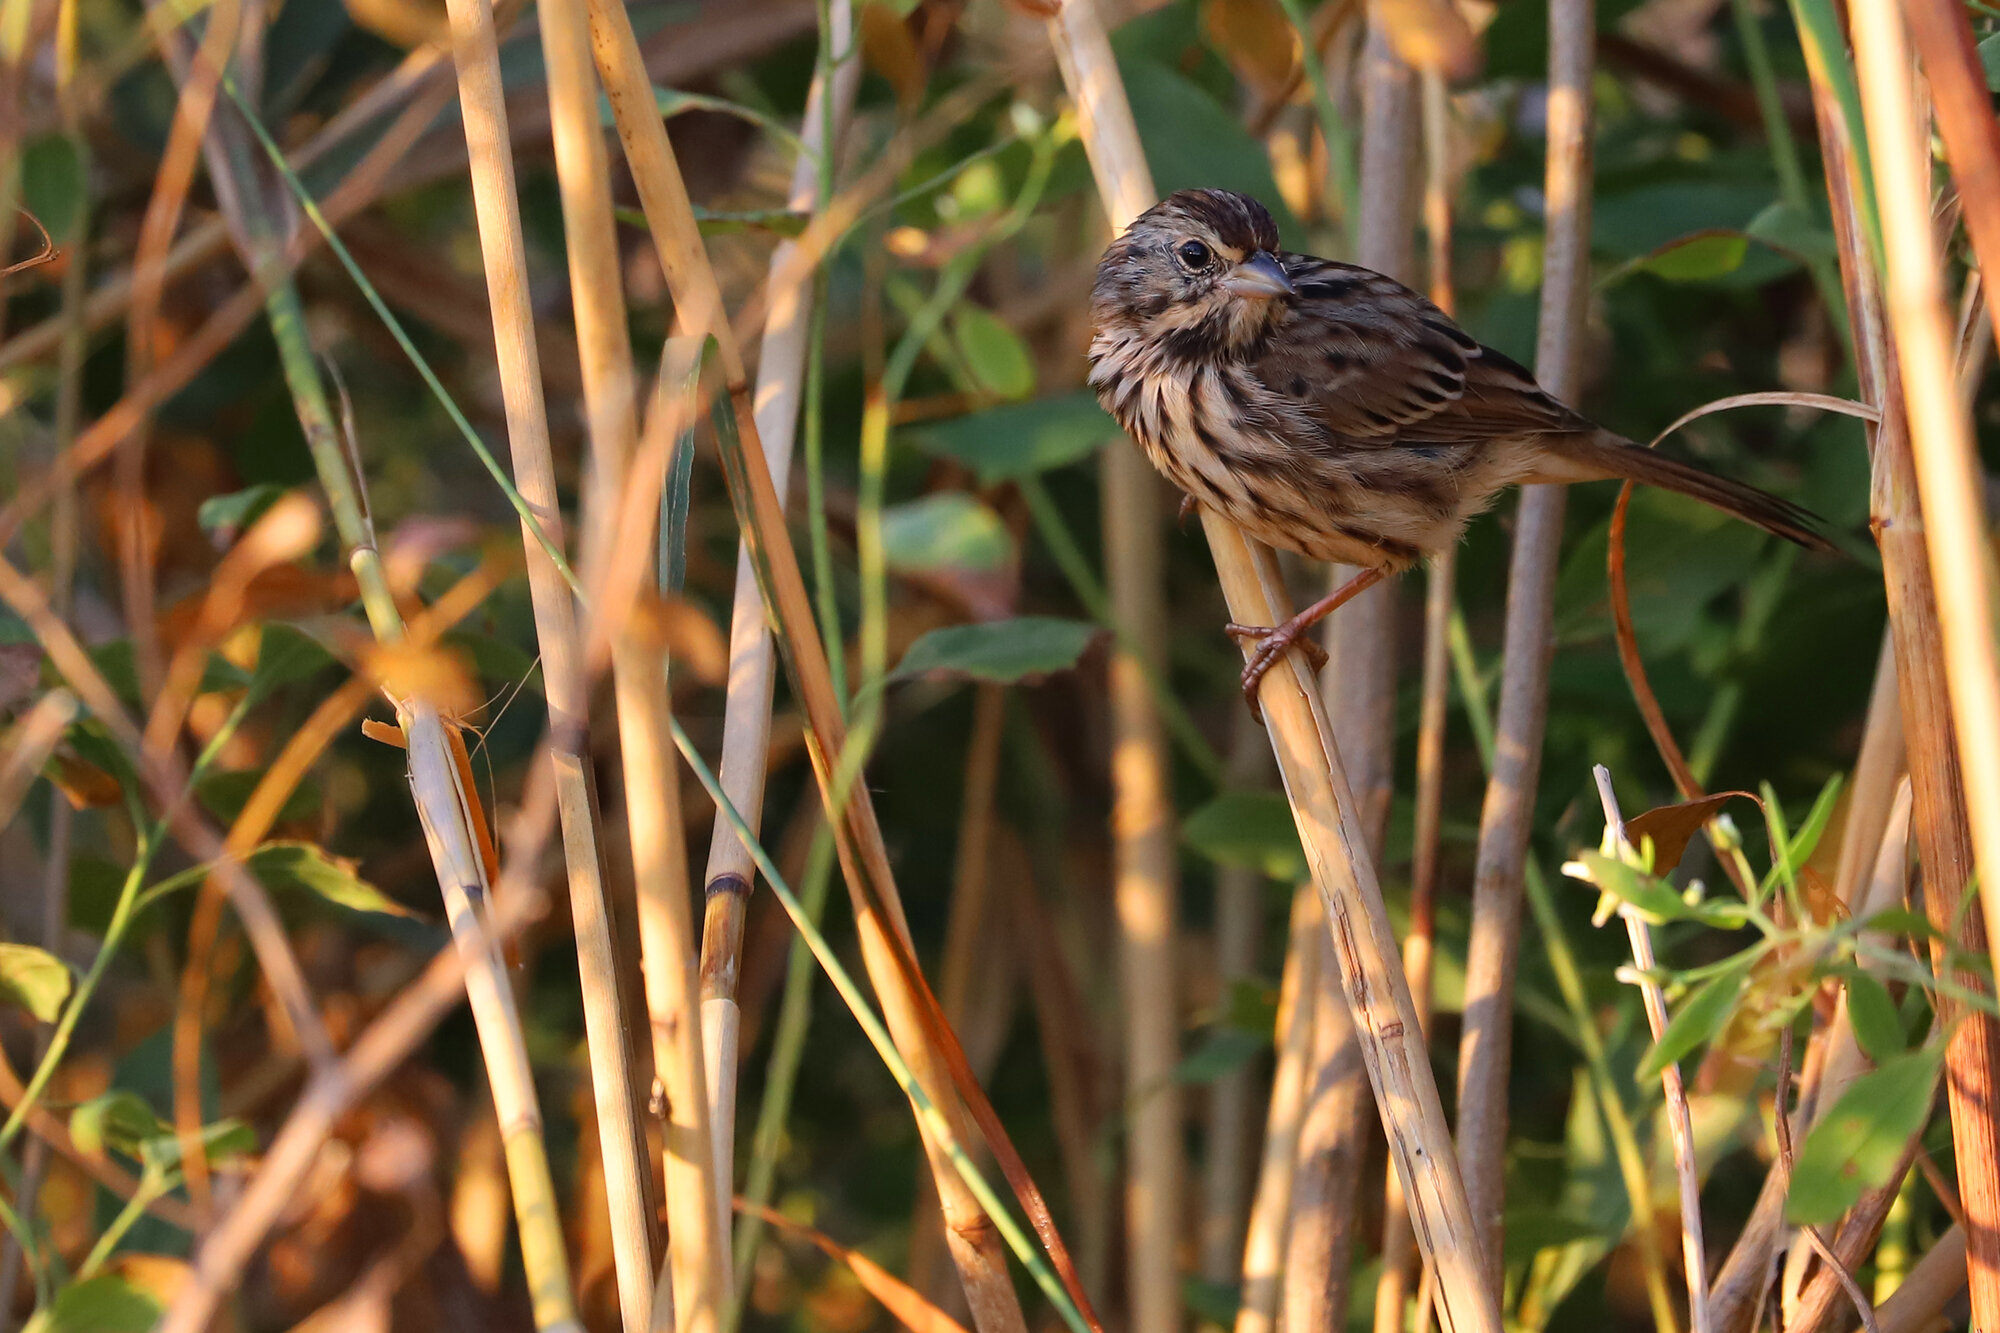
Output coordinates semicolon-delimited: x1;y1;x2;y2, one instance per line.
1176;239;1213;270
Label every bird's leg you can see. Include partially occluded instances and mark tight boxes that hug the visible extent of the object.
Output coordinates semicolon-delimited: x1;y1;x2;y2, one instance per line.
1225;566;1388;718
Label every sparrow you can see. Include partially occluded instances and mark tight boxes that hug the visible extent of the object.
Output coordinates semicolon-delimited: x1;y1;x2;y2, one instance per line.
1086;188;1830;712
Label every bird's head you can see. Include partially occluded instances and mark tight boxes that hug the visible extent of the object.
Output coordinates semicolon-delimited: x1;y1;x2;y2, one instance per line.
1090;188;1294;357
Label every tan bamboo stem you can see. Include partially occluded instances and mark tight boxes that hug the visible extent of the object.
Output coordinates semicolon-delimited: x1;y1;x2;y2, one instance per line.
1047;2;1500;1327
1853;0;2000;1063
1235;887;1322;1333
537;0;674;1324
1453;0;1593;1278
1293;22;1415;1328
1201;719;1271;1284
1814;30;2000;1322
697;0;859;1214
1594;769;1710;1333
1105;419;1184;1333
583;6;1038;1326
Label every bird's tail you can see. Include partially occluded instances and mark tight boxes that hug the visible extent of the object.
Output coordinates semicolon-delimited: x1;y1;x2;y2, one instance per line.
1537;429;1835;552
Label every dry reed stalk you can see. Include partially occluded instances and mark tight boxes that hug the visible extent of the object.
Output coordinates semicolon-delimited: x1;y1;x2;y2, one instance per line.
584;9;1069;1327
1376;67;1457;1333
160;766;563;1333
1104;411;1185;1333
1235;888;1322;1333
1853;0;2000;1052
1293;24;1417;1330
1814;32;2000;1324
1047;3;1500;1328
1899;0;2000;367
696;0;858;1223
0;691;76;829
453;0;724;1325
1200;718;1271;1284
1453;0;1595;1278
536;2;714;1325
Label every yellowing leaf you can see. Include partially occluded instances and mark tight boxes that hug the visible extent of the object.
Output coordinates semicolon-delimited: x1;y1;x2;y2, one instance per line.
1373;0;1480;80
859;3;925;109
0;943;70;1023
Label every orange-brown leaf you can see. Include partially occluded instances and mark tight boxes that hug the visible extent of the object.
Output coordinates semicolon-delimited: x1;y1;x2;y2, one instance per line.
628;594;729;687
47;749;123;809
1373;0;1479;80
1201;0;1302;104
360;718;407;748
1625;790;1760;873
739;1200;972;1333
859;4;926;110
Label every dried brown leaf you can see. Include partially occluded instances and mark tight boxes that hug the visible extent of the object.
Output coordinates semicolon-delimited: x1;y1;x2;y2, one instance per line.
1625;790;1760;873
1202;0;1303;104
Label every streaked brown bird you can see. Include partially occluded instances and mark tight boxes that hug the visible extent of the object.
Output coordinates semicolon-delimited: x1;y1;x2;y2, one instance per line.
1087;187;1831;712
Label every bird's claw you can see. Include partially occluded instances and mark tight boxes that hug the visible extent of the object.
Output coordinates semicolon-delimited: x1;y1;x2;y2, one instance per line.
1224;620;1329;719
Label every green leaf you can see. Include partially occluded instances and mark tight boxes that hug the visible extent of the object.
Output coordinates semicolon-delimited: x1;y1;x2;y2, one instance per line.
1639;963;1747;1080
248;624;337;699
1788;1044;1943;1226
0;943;71;1023
139;1117;256;1172
1746;201;1837;262
1843;971;1905;1063
890;618;1098;684
617;204;810;237
20;133;86;242
1568;851;1700;926
1982;32;2000;91
950;305;1036;400
881;494;1014;574
244;842;420;919
1603;230;1750;285
21;1271;166;1333
1183;790;1306;883
903;392;1119;483
70;1091;166;1160
1857;908;1943;943
197;484;287;544
1174;1027;1266;1084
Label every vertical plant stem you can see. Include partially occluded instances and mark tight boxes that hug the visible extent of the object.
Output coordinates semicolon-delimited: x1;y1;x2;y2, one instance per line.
1104;426;1184;1333
1201;718;1270;1284
1377;68;1457;1333
1047;3;1501;1329
697;0;859;1241
585;11;1066;1329
1593;768;1711;1333
1813;16;2000;1323
173;21;584;1325
1234;888;1321;1333
1853;0;2000;1049
1454;0;1594;1279
1294;22;1416;1328
537;1;714;1325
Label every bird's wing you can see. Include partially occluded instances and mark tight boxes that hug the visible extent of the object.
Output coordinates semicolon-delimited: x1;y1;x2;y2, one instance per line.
1255;257;1582;447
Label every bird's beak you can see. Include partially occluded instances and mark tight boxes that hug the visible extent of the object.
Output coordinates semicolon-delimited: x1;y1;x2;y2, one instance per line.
1224;250;1295;301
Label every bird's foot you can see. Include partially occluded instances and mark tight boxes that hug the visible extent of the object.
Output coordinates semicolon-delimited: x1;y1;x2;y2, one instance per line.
1225;617;1329;719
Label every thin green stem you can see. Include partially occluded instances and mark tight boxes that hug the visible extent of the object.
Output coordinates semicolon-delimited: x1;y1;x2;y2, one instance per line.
668;713;1090;1333
803;281;849;710
1733;0;1812;210
729;821;839;1326
1448;602;1498;768
218;80;580;597
1272;0;1358;244
77;1164;170;1278
0;695;253;1159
